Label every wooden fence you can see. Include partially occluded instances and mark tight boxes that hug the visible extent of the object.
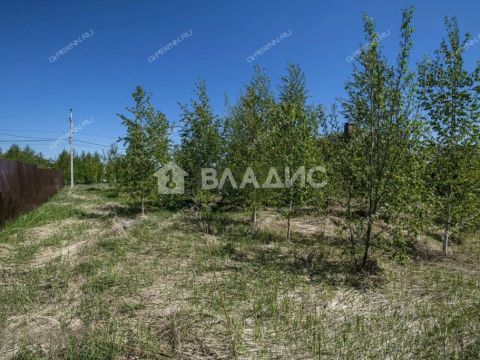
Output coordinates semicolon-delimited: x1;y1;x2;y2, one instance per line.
0;160;64;226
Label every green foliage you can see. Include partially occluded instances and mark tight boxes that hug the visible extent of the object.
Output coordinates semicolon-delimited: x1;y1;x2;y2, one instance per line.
1;144;51;168
75;151;104;184
4;8;480;359
0;145;103;185
104;144;123;191
267;64;325;238
100;9;479;266
418;17;480;254
118;86;170;214
54;149;70;184
54;149;104;185
340;7;425;267
223;66;275;223
176;80;224;199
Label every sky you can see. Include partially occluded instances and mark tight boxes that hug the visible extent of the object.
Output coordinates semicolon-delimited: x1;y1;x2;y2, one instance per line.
1;0;479;159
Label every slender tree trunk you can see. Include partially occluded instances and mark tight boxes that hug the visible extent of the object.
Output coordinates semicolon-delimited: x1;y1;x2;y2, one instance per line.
287;197;293;240
321;197;330;237
362;218;373;269
141;197;145;217
287;213;291;240
346;192;357;266
251;202;257;229
443;203;452;256
361;117;375;270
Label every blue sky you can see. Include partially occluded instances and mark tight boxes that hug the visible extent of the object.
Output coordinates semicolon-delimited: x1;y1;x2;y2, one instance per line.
1;0;479;159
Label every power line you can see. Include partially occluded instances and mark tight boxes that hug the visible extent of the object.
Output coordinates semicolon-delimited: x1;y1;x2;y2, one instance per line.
0;133;56;140
76;140;125;149
0;139;124;149
0;142;126;155
76;140;110;148
0;129;59;133
0;142;55;146
0;129;120;141
0;126;126;152
77;132;119;140
0;140;53;142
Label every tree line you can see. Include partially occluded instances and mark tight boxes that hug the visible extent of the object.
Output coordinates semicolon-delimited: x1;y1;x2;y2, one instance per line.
4;8;479;269
0;145;104;185
113;9;480;269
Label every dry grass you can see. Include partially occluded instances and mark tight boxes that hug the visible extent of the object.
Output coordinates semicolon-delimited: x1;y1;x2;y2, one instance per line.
0;186;479;359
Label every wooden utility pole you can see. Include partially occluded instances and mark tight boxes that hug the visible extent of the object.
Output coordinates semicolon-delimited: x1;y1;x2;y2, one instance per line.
69;109;74;188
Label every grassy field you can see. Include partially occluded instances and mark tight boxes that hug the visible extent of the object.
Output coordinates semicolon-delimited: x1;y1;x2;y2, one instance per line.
0;186;479;359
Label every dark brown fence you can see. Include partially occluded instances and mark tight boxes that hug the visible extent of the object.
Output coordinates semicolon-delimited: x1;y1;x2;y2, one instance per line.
0;160;64;226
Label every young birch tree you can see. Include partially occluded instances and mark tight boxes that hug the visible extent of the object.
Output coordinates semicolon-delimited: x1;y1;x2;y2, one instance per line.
177;80;224;204
342;8;424;269
270;64;321;239
225;66;275;227
119;86;169;215
418;17;480;255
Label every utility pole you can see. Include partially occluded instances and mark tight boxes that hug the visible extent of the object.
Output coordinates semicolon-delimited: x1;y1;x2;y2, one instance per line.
69;109;74;188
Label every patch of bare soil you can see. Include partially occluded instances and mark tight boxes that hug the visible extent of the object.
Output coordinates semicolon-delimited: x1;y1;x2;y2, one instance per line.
0;244;15;274
3;219;83;247
324;288;389;316
111;217;128;235
67;193;90;201
137;283;190;318
0;244;12;260
257;210;325;237
25;219;83;243
80;202;130;217
31;240;91;267
29;217;132;268
289;216;324;236
257;210;283;229
24;204;142;268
